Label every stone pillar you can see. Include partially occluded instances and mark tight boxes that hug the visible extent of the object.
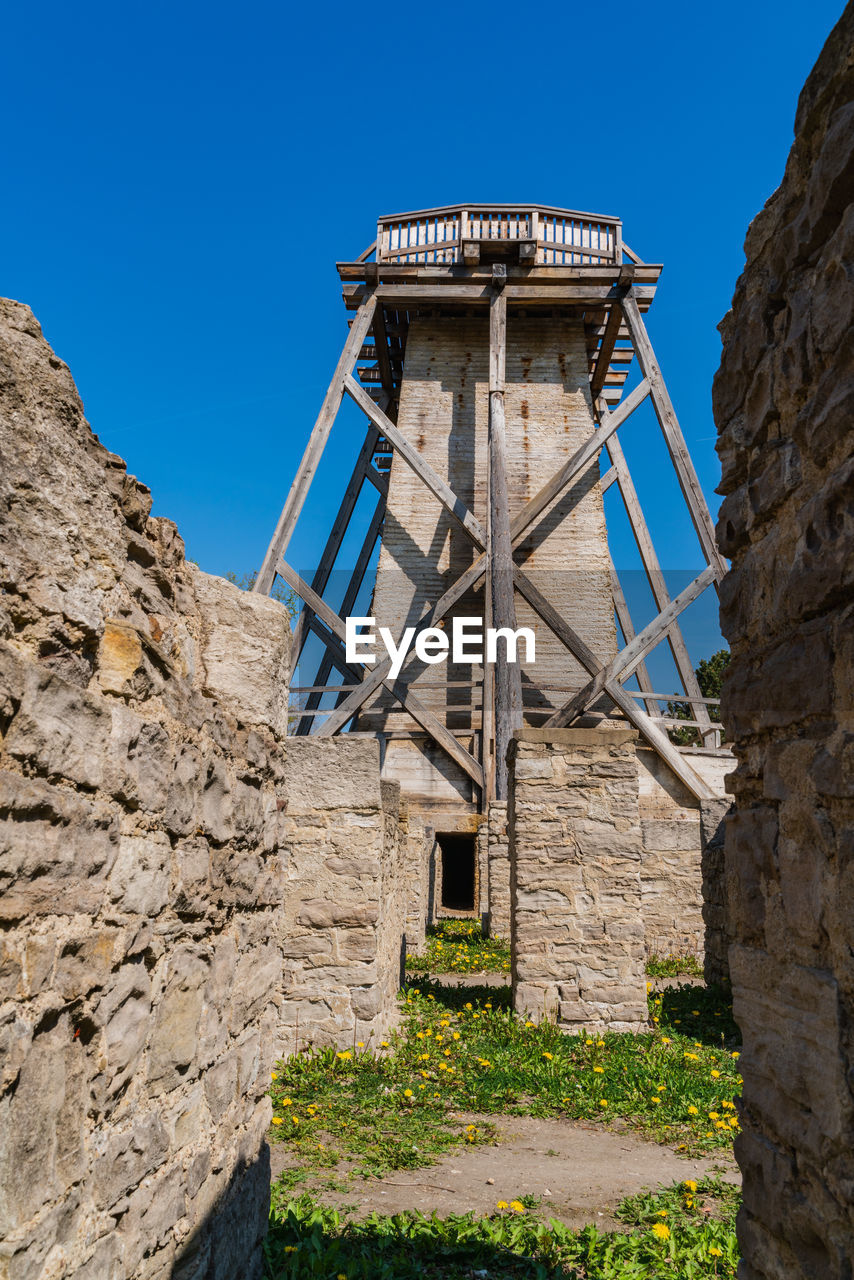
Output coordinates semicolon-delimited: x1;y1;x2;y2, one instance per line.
485;800;511;939
713;8;854;1275
279;739;407;1053
700;798;732;987
509;728;647;1033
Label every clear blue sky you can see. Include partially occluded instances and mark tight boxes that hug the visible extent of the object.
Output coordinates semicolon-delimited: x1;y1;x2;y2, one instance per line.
1;0;842;689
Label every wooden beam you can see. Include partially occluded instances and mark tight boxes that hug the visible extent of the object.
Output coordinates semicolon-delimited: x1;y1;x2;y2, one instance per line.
602;411;718;745
371;304;398;413
510;576;716;802
608;557;659;716
295;492;386;734
254;294;377;594
287;424;381;686
278;558;483;788
621;292;727;579
489;277;522;800
355;240;377;264
590;296;626;400
343;374;486;547
544;566;717;728
510;377;650;542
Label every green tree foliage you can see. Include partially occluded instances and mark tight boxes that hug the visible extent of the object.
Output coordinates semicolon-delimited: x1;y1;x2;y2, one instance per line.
667;648;729;745
225;569;297;620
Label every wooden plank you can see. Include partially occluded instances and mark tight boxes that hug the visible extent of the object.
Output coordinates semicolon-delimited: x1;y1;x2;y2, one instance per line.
609;557;659;716
605;682;717;802
254;295;377;594
510;377;650;541
589;296;626;400
489;282;521;800
621;292;727;578
602;414;717;745
356;240;377;264
511;568;716;802
545;566;717;728
278;557;483;786
286;424;381;685
351;284;658;305
371;304;397;412
295;492;386;734
513;569;602;675
343;374;486;547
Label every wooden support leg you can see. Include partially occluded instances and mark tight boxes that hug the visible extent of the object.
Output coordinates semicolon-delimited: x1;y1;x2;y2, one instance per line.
254;294;378;595
489;273;522;800
287;424;384;686
295;491;386;735
601;410;718;746
621;291;727;580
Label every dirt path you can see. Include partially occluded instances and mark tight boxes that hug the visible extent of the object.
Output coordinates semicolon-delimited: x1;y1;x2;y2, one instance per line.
270;1113;739;1231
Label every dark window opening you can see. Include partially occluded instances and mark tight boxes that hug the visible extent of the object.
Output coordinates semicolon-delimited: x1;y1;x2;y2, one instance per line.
438;833;476;912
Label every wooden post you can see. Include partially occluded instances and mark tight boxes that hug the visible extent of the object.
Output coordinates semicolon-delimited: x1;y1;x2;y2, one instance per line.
254;295;377;596
488;267;522;799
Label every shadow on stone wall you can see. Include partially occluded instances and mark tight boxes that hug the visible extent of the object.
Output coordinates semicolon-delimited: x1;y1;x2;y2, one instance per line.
170;1146;270;1280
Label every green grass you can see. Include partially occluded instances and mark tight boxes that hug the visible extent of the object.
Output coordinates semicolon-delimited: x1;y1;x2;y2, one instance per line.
264;1176;739;1278
268;980;742;1199
645;953;704;980
405;920;512;975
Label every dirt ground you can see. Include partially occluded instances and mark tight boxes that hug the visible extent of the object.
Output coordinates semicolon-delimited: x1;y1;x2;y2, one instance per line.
270;1113;739;1231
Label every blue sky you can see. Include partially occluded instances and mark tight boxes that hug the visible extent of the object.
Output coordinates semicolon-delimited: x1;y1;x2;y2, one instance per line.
1;0;842;690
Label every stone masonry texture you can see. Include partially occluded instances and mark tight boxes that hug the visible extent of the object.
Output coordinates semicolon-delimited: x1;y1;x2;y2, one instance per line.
0;298;407;1279
713;8;854;1277
509;728;647;1033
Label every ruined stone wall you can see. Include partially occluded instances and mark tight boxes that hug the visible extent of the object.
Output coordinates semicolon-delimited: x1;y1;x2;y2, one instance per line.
637;746;732;962
484;799;510;939
0;299;406;1279
277;744;407;1051
509;728;647;1033
713;8;854;1275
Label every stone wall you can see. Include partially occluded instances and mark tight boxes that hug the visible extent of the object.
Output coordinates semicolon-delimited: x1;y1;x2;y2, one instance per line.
637;746;732;962
713;8;854;1276
484;800;510;939
277;743;407;1051
509;728;647;1033
0;298;406;1279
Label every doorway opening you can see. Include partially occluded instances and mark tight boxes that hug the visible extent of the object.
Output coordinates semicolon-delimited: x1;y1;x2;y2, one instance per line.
438;832;476;912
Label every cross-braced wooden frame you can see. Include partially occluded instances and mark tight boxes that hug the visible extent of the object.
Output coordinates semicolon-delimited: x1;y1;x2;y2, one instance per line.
254;217;726;805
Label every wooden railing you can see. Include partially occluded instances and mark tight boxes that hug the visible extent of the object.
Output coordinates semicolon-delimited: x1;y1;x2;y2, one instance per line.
376;203;622;265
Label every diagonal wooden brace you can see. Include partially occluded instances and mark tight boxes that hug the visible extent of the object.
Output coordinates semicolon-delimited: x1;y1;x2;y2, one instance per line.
544;565;718;729
277;557;483;788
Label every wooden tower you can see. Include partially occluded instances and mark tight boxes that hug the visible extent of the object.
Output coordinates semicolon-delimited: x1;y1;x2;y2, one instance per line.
254;203;726;841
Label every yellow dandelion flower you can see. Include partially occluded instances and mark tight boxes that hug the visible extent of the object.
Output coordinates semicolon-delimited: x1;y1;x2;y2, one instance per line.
709;1246;723;1257
271;1072;278;1080
453;1032;460;1040
688;1105;699;1115
656;1209;668;1217
709;1112;720;1120
510;1200;525;1213
599;1099;608;1107
496;1200;509;1210
542;1052;553;1061
684;1180;698;1192
651;1222;670;1240
650;1096;661;1104
597;1041;605;1048
593;1066;604;1074
291;1115;299;1126
711;1069;721;1078
271;1117;283;1126
336;1051;352;1061
282;1098;292;1106
403;1088;413;1098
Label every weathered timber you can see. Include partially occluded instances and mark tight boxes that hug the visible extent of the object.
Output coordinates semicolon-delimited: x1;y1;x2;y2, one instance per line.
255;295;377;594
